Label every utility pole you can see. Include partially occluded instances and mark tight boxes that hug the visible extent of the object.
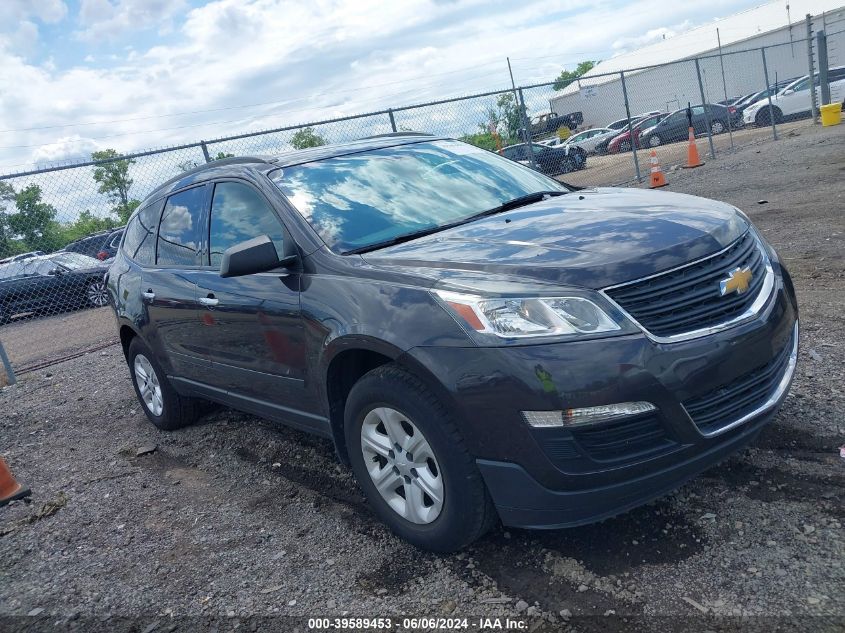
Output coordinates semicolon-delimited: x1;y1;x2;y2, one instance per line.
507;57;536;168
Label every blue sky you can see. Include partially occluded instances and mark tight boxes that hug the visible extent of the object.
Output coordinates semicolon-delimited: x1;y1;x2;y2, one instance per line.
0;0;769;169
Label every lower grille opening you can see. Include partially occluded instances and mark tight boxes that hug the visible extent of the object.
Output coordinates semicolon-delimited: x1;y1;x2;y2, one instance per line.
683;337;794;435
571;415;676;462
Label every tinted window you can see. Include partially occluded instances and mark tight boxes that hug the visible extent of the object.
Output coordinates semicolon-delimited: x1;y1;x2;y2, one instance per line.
271;139;568;252
123;203;160;265
157;187;205;266
828;68;845;82
209;182;285;267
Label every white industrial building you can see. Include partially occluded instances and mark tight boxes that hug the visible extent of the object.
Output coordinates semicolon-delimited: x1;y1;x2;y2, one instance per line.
548;0;845;128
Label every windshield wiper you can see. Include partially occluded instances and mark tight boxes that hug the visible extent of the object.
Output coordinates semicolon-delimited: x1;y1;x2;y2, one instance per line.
471;190;568;219
342;190;568;255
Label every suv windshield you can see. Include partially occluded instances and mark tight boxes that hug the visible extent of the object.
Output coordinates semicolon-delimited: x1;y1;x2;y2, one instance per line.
270;140;568;253
49;252;100;270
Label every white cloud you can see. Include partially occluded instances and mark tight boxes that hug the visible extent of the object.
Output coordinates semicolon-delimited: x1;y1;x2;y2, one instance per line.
76;0;188;41
0;0;68;25
30;135;101;166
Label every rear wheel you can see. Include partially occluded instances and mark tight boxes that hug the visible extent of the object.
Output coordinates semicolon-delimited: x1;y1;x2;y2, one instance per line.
710;120;725;134
619;140;631;152
128;337;199;430
345;364;496;552
756;106;781;127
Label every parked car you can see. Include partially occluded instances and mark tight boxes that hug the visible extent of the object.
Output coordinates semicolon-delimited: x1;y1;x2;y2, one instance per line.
732;78;799;119
62;227;125;262
0;252;109;325
501;142;586;175
108;136;798;552
743;66;845;126
561;127;619;154
523;111;583;138
606;113;668;153
639;104;732;148
0;251;45;265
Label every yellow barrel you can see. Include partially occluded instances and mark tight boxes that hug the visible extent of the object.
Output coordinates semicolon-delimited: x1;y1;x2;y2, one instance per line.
820;102;842;127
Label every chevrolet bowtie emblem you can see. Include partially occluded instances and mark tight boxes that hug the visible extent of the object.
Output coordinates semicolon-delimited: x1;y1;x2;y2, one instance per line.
719;266;753;296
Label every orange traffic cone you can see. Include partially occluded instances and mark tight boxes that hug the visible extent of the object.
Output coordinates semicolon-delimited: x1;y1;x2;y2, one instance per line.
0;457;30;507
683;127;704;168
649;150;667;188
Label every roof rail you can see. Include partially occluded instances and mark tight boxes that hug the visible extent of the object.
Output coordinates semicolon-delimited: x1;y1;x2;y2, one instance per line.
150;155;271;198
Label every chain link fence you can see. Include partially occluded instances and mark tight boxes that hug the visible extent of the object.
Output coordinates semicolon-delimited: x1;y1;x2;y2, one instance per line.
1;26;844;382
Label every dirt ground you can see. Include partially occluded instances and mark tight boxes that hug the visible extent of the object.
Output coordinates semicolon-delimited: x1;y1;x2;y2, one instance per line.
1;122;843;632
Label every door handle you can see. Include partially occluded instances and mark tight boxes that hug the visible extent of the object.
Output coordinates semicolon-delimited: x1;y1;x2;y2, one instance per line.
199;295;219;307
142;290;155;301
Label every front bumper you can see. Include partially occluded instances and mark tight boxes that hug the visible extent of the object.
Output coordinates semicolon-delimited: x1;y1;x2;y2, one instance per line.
405;268;798;528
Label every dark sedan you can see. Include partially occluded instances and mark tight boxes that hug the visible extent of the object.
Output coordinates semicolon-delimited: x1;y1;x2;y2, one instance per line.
0;252;110;325
500;142;586;176
640;104;732;148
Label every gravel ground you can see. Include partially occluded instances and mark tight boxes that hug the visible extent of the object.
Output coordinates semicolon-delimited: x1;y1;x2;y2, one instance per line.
1;122;843;632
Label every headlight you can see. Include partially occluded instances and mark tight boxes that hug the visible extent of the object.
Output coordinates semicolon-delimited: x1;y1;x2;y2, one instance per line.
434;290;622;339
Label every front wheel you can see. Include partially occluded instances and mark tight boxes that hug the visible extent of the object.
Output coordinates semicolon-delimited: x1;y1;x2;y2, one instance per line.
345;365;496;552
619;140;631;152
710;120;725;134
648;134;661;147
86;279;109;307
128;337;199;430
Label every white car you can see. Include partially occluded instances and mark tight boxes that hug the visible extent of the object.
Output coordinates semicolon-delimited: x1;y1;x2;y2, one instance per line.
743;66;845;126
561;128;619;154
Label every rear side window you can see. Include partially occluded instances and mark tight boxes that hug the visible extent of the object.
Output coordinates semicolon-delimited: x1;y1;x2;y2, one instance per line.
828;68;845;82
208;182;285;267
122;203;160;265
157;186;206;266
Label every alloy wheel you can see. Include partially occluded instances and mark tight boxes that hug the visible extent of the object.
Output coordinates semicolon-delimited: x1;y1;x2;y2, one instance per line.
360;406;444;524
711;121;725;134
134;354;164;417
87;281;109;307
649;135;661;147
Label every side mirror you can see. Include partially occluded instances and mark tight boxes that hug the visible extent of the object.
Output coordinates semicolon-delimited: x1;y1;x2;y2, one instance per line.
48;268;62;276
219;235;296;278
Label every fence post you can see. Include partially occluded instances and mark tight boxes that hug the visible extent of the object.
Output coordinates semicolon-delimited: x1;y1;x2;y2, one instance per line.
0;339;16;386
200;141;212;163
619;70;641;183
517;88;537;169
716;28;735;150
694;58;717;160
817;30;831;105
388;109;397;133
806;14;818;123
761;48;778;141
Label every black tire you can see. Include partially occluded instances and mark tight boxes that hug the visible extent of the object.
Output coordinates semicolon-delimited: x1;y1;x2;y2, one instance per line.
127;337;199;430
345;364;496;552
710;119;726;135
756;107;781;127
648;134;661;148
619;140;631;152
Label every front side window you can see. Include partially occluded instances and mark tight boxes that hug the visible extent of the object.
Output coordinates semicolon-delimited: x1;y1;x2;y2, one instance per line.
208;182;286;267
271;140;568;253
157;186;205;266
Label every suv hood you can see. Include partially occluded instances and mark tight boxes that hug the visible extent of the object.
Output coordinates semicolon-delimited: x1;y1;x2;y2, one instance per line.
362;187;748;289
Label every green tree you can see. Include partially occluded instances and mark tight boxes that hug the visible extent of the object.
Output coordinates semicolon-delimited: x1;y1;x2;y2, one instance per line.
0;181;16;257
8;184;58;251
290;127;326;150
553;60;598;91
485;93;527;142
91;149;140;222
60;210;119;245
213;151;234;160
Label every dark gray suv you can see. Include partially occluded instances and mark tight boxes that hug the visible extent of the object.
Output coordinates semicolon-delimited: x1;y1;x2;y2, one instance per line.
107;135;798;552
